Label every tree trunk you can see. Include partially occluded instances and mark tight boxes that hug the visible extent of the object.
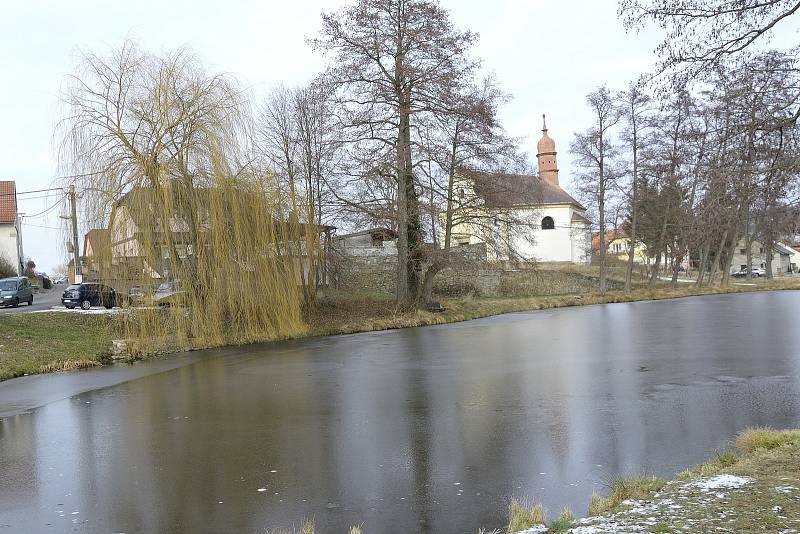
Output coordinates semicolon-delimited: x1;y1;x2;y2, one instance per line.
695;241;710;287
395;95;411;305
722;233;738;286
708;228;728;285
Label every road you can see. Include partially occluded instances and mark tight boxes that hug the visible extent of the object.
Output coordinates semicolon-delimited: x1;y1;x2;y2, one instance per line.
1;291;800;532
0;284;65;314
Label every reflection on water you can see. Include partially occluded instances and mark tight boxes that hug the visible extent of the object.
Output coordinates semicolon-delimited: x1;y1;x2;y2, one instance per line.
2;291;800;533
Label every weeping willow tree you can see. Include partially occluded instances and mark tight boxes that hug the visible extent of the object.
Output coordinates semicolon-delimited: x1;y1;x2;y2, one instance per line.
56;42;313;352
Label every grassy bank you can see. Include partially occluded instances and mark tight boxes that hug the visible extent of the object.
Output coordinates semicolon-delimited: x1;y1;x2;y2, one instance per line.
498;427;800;534
307;278;800;337
0;313;112;380
1;277;798;381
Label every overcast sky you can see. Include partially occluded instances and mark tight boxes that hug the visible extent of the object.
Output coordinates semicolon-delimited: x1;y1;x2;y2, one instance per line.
0;0;668;272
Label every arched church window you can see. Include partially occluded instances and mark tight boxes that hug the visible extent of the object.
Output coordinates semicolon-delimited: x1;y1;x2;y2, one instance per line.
541;216;555;230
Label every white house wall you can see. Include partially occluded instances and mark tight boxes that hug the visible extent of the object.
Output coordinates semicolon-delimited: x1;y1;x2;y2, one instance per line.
0;222;19;272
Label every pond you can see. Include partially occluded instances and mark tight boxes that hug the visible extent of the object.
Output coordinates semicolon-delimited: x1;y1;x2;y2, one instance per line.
2;291;800;532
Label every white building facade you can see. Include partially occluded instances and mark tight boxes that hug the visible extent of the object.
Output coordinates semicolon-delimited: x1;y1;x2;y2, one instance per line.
0;181;21;274
448;117;591;263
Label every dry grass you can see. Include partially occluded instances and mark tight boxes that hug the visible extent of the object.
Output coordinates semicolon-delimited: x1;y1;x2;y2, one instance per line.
264;520;363;534
587;474;666;516
577;428;800;531
38;359;103;373
735;426;800;453
506;497;546;533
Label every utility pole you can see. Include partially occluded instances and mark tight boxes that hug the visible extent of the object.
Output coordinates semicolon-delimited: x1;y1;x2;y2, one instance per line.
15;213;24;275
69;185;81;283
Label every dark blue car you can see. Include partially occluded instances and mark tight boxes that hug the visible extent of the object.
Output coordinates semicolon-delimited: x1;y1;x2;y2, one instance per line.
61;283;116;310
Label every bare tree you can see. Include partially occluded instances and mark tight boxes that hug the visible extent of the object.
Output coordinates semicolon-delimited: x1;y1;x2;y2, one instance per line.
415;77;522;302
312;0;479;306
620;0;800;72
616;81;652;291
572;86;622;294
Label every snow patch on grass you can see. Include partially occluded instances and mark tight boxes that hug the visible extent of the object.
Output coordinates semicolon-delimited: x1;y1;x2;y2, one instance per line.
689;474;753;490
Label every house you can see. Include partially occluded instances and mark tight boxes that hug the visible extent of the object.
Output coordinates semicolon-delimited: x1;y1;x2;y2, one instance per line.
107;187;333;282
0;181;21;275
730;237;794;275
81;228;110;280
446;117;591;263
591;229;651;264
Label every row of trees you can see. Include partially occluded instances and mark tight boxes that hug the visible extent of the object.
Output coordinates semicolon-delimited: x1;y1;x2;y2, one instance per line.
63;0;530;310
572;1;800;293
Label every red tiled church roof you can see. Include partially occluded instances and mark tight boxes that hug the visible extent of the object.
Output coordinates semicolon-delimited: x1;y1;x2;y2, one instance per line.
0;181;17;223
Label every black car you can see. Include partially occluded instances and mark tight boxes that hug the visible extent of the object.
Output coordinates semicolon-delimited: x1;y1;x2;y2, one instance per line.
61;283;117;310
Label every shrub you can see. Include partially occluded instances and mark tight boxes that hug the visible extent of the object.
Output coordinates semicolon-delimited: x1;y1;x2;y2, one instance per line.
547;507;575;532
0;255;16;278
506;497;545;533
587;474;665;516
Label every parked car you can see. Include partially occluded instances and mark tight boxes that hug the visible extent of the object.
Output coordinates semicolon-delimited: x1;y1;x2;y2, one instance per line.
153;281;188;307
732;267;766;278
61;283;117;310
54;276;68;285
0;277;34;307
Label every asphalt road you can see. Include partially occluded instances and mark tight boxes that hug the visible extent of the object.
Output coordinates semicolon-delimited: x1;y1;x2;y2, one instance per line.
0;284;66;314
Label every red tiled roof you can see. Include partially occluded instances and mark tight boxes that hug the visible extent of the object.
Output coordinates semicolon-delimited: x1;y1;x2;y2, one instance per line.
591;229;627;251
0;181;17;223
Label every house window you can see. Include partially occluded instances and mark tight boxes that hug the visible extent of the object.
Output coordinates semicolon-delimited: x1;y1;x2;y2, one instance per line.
760;247;764;253
541;216;555;230
458;188;465;199
740;248;747;254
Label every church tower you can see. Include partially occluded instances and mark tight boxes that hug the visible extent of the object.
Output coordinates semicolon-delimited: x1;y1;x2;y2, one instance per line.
537;114;559;185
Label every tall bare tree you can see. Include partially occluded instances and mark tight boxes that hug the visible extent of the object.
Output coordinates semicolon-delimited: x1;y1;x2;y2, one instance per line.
572;86;622;294
616;81;652;291
312;0;479;306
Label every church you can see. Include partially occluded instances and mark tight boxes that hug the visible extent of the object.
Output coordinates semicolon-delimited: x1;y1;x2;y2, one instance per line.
448;117;592;263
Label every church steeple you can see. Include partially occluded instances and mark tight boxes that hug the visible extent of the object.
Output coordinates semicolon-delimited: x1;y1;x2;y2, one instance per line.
537;114;559;186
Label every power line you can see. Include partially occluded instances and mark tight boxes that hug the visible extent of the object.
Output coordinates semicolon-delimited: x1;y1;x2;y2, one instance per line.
21;221;63;230
23;197;65;219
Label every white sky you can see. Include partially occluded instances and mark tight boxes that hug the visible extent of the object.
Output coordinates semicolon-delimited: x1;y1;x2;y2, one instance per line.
0;0;667;272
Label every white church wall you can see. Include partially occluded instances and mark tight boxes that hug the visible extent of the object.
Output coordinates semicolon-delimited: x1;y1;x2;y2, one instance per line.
511;206;576;262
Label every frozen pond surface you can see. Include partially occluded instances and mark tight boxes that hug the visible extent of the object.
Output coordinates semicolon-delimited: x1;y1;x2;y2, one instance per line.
2;291;800;533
